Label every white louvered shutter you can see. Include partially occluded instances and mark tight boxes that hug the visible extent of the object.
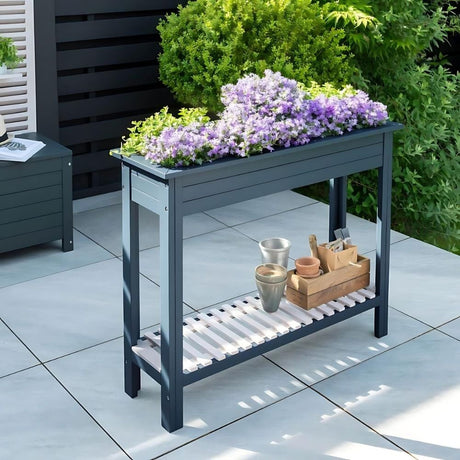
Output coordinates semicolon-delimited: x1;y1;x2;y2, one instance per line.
0;0;36;134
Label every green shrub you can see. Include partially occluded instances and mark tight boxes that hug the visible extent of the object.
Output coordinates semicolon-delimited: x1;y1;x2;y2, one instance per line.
315;0;460;253
348;64;459;251
158;0;359;113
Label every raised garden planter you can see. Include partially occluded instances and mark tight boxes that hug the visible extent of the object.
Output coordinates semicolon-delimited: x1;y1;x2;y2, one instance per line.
112;121;403;433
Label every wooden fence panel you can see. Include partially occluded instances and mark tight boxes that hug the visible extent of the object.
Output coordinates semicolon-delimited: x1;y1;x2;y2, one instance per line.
35;0;181;198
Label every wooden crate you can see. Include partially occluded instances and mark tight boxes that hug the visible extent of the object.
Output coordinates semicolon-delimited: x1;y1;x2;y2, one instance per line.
286;255;370;310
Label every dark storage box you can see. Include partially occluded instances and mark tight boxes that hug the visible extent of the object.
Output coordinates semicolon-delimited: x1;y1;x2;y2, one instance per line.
0;133;73;253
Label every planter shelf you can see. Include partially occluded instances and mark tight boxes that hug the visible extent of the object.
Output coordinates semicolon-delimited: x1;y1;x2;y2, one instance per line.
112;121;403;433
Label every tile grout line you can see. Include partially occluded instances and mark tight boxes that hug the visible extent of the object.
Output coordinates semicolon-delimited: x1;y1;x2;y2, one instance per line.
42;363;134;460
309;384;418;459
0;321;132;458
261;355;417;459
0;228;117;290
152;385;308;459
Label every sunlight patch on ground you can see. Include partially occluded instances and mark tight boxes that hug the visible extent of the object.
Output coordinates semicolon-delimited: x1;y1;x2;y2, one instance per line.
211;447;259;459
326;441;415;459
376;385;460;450
320;385;391;422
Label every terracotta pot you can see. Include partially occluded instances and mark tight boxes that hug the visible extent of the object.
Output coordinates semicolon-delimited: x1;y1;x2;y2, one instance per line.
295;256;320;277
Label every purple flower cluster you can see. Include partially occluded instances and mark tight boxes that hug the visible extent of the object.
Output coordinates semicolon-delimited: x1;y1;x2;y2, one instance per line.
144;70;388;167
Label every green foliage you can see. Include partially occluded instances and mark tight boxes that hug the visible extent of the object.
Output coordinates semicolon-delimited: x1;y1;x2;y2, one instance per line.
158;0;359;113
0;36;22;68
304;81;357;99
349;64;459;251
320;0;453;73
314;0;460;253
120;107;209;156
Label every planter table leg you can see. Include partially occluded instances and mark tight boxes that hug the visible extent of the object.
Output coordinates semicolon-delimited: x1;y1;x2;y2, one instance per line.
122;165;140;397
329;176;347;241
375;132;393;338
159;178;184;432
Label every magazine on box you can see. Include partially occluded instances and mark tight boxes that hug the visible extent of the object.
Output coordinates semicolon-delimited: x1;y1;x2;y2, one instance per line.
0;137;46;162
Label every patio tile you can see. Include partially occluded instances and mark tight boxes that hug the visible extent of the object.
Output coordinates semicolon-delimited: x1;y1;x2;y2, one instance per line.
204;190;316;226
0;320;39;377
389;238;460;327
0;366;128;460
313;330;460;460
164;386;412;460
74;204;225;257
47;338;306;460
438;318;460;340
264;307;430;385
0;258;193;362
234;202;407;261
0;230;113;289
73;190;121;213
140;227;261;310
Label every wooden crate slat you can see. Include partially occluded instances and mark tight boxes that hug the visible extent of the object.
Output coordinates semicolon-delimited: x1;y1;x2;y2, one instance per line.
0;199;62;225
245;296;302;331
278;300;314;325
196;313;253;352
210;307;265;346
0;213;62;239
59;116;136;145
222;304;277;340
347;291;367;303
56;42;160;71
0;184;61;210
183;323;226;362
358;288;376;299
55;0;179;16
57;66;159;96
59;88;169;121
304;308;325;321
234;300;289;335
184;317;239;356
0;171;61;196
326;300;346;312
72;152;119;175
132;341;161;373
316;304;336;317
0;227;62;253
337;296;356;308
56;16;162;42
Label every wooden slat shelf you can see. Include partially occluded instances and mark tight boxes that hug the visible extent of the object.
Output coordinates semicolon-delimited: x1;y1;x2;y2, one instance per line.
134;290;376;376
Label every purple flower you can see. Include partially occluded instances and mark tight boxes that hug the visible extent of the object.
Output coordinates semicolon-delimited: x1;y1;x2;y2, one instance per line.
144;70;388;167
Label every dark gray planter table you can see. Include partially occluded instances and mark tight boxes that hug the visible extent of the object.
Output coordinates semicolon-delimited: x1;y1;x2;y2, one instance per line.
0;133;73;253
113;121;402;432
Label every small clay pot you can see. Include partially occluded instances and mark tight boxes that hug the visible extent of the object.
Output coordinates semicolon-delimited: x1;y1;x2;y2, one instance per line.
295;256;321;276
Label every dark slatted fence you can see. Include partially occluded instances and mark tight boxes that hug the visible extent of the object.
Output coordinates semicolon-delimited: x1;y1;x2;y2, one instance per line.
34;0;182;198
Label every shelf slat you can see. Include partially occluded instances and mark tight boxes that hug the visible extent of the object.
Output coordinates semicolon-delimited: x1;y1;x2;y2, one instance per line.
133;289;377;376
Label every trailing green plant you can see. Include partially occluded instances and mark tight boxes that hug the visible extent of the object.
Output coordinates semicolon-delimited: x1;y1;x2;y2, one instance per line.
157;0;360;113
0;36;22;69
119;107;210;156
